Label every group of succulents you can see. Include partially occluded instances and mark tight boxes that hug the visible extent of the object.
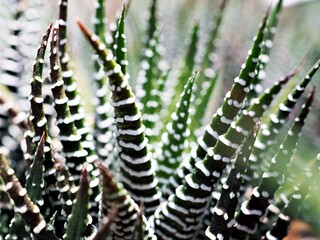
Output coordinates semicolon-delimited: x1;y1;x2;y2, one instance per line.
0;0;319;239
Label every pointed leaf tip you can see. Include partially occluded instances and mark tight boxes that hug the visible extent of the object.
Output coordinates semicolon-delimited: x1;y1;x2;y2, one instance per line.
77;20;92;39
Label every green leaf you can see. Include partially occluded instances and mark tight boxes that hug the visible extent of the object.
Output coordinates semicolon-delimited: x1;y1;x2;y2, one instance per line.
157;70;197;190
25;132;45;206
78;21;161;217
165;22;200;120
190;71;219;133
93;0;107;43
163;10;270;198
50;21;88;185
114;5;128;77
233;86;316;239
64;167;90;240
97;161;156;239
154;52;289;238
247;0;283;103
246;59;320;186
194;0;228;103
0;151;59;240
205;124;259;239
29;22;61;224
58;0;96;161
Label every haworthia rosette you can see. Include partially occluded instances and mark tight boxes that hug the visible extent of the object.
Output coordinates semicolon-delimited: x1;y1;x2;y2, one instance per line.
77;21;161;216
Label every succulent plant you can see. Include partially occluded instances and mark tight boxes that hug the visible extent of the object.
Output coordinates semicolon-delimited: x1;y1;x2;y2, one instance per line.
0;0;319;240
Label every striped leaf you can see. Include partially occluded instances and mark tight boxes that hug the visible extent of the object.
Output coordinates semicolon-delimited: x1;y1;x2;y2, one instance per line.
232;87;315;239
92;0;115;168
97;161;156;240
245;59;320;187
58;0;100;226
247;0;283;103
78;21;161;216
264;152;320;239
135;29;165;142
0;151;59;240
93;0;107;43
91;206;117;240
64;167;90;240
49;22;88;184
163;11;270;198
157;70;197;190
58;0;96;162
29;22;61;225
192;0;228;122
114;5;129;78
153;59;290;239
165;22;199;120
6;132;46;240
204;124;259;239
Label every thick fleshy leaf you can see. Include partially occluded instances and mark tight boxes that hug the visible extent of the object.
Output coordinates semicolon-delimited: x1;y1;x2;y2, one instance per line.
232;87;315;239
58;0;96;162
192;0;228;118
91;206;117;240
93;0;107;43
204;124;259;240
7;133;46;240
165;22;199;121
247;0;283;103
25;132;45;206
58;0;99;227
163;10;270;198
92;0;115;168
245;59;320;187
29;22;61;225
157;70;197;190
114;5;128;77
78;21;161;216
63;167;90;240
97;161;156;240
50;21;88;184
0;151;59;240
153;57;289;239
